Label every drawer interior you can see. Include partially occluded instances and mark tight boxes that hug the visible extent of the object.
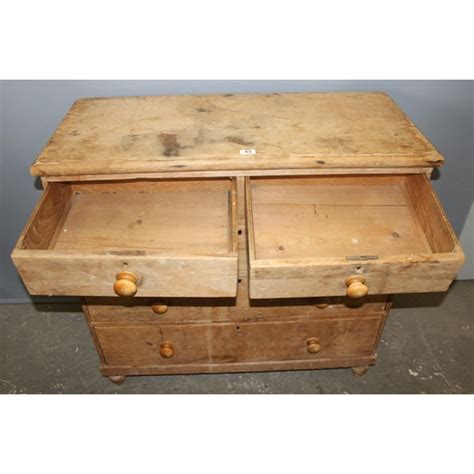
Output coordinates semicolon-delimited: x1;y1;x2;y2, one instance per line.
248;175;457;261
20;178;237;257
13;178;238;297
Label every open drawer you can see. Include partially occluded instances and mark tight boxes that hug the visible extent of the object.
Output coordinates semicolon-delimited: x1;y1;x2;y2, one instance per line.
246;175;464;299
12;178;238;297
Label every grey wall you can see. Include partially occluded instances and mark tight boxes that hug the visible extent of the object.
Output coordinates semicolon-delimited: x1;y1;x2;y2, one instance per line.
1;81;472;302
458;202;474;280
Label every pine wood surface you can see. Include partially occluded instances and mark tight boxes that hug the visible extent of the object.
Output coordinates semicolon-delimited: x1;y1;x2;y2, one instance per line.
84;285;389;325
93;316;383;367
11;172;463;298
12;179;239;297
250;179;431;259
82;281;390;376
31;92;443;177
10;91;465;381
246;174;464;298
54;189;230;255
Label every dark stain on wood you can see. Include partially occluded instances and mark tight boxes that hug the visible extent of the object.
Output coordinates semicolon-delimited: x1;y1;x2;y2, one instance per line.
196;108;209;113
316;160;326;165
225;136;254;146
122;133;168;153
107;250;146;256
122;134;140;151
315;137;359;154
159;133;181;157
127;219;143;229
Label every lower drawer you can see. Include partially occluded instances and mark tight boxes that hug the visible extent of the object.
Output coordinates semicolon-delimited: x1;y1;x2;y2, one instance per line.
94;315;384;367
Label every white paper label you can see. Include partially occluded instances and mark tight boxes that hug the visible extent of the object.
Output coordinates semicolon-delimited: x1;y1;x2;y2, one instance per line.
240;149;256;155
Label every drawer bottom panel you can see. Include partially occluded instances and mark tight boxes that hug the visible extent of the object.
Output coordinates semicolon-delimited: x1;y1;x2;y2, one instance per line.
93;315;384;370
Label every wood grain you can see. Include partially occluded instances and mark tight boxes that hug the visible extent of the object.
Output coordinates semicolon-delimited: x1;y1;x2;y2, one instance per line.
84;280;389;377
43;167;434;182
11;91;464;382
12;251;238;297
54;189;231;255
12;179;238;297
402;174;461;253
246;175;464;298
248;254;463;298
30;93;443;177
99;356;377;376
20;183;73;250
94;315;383;367
83;276;389;324
250;182;430;259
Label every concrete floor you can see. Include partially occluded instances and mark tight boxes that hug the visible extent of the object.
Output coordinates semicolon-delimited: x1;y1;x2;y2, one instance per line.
1;281;472;394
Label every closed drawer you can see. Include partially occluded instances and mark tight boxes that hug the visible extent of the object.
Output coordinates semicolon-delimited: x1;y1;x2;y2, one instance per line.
96;324;211;366
11;178;238;297
94;315;384;367
246;175;464;299
84;293;389;324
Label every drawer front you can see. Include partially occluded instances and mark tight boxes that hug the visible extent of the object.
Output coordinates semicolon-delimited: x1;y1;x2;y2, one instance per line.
84;293;389;324
95;324;211;366
211;317;383;363
246;175;464;299
94;315;384;367
11;179;238;297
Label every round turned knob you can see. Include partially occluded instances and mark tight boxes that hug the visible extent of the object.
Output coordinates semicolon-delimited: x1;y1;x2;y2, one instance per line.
345;275;369;299
307;338;321;354
113;271;138;297
152;304;168;314
315;297;330;309
159;342;174;358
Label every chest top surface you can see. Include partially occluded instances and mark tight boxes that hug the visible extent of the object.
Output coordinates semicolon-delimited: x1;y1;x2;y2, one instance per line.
31;92;443;177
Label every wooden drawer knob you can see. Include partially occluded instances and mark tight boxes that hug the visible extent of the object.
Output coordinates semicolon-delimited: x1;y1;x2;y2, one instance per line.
113;271;138;297
152;304;168;314
159;342;174;358
315;297;330;309
307;338;321;354
345;275;369;299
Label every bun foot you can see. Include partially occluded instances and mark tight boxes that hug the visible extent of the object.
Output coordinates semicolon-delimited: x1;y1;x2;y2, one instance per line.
108;375;126;385
351;366;369;377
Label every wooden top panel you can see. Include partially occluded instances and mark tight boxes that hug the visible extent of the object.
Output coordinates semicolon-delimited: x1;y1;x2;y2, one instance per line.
31;92;443;177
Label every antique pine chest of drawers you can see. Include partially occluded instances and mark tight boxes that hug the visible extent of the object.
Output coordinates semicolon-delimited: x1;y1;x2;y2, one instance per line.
11;92;464;384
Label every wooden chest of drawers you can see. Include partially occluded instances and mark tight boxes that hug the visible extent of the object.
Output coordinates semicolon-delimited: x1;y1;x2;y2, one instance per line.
11;92;464;384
